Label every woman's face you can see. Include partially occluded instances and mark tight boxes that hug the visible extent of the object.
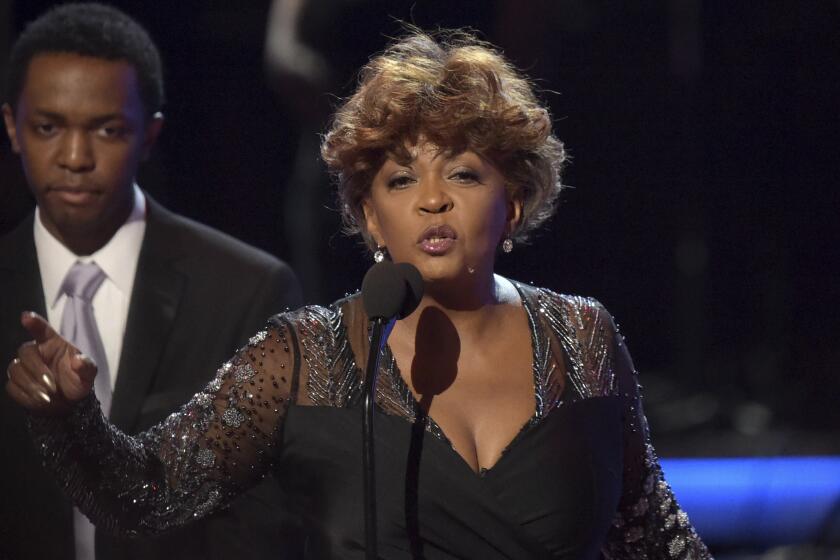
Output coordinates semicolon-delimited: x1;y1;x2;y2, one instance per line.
363;140;521;285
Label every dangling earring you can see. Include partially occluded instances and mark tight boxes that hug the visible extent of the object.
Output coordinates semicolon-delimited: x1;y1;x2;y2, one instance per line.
502;237;513;253
374;246;386;263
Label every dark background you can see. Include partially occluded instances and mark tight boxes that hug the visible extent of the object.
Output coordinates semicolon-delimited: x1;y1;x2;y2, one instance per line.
2;0;838;456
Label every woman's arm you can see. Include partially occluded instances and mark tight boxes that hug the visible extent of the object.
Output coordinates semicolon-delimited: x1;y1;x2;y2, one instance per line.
13;313;300;537
596;304;712;559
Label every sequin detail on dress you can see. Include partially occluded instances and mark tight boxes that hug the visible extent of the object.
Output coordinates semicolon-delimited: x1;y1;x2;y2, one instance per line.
28;287;711;558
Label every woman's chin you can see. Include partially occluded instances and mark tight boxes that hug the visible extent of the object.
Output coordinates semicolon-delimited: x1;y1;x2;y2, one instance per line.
418;262;485;288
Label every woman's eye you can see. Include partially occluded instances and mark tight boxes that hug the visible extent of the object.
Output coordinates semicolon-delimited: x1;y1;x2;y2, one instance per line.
387;175;414;189
450;170;480;183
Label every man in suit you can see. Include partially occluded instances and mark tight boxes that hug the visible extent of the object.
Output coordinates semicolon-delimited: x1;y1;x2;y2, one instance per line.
0;4;303;559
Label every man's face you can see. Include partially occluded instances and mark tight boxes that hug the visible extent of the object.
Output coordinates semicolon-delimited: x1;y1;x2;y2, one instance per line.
3;53;161;247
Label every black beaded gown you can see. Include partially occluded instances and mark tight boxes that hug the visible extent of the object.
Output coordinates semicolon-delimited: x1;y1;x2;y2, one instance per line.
31;282;711;559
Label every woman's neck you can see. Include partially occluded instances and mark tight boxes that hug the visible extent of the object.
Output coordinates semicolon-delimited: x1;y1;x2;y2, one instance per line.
394;273;519;344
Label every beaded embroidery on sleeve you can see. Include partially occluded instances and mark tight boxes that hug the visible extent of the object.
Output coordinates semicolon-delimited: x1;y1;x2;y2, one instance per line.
27;313;303;536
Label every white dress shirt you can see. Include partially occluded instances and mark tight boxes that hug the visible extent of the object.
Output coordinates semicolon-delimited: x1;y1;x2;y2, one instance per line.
34;185;147;390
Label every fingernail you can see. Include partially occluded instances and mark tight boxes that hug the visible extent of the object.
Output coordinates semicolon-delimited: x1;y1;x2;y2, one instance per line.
76;353;94;366
42;373;56;392
37;390;51;404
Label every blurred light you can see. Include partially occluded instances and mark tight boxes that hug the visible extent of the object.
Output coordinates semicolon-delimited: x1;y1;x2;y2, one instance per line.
661;457;840;547
732;402;773;435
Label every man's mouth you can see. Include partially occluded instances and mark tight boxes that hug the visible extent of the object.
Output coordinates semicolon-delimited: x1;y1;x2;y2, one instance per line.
49;186;101;205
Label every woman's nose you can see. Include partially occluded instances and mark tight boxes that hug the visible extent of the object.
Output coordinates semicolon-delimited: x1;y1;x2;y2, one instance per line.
418;179;454;214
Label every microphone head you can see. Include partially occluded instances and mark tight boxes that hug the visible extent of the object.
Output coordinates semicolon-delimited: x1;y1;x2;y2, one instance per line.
361;261;426;320
395;262;424;318
362;261;407;320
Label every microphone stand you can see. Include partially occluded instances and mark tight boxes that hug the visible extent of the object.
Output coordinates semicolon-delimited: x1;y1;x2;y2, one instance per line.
363;315;395;560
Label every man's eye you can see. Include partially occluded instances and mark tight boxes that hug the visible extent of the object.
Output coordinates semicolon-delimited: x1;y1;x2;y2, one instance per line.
35;123;56;135
98;126;124;138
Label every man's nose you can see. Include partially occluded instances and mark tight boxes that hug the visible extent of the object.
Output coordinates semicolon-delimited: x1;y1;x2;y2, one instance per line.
57;130;94;172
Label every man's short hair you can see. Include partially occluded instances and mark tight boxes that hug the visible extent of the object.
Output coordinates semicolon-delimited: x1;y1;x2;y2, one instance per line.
5;2;164;116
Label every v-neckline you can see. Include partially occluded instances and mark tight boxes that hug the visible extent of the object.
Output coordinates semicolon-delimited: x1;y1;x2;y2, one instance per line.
377;280;558;477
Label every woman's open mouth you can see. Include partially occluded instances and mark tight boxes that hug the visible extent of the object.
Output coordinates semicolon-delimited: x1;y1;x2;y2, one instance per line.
418;225;457;255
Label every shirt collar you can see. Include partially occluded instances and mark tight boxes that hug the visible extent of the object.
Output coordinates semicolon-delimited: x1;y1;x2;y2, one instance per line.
34;185;147;309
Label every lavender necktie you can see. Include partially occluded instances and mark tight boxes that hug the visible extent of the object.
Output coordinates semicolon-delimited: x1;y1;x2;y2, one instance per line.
59;261;110;560
59;261;111;416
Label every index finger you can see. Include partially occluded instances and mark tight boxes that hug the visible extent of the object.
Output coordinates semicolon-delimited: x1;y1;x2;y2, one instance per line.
20;311;57;345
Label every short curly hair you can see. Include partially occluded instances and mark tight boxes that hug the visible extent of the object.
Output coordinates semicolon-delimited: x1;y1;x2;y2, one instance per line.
5;2;164;116
321;29;567;246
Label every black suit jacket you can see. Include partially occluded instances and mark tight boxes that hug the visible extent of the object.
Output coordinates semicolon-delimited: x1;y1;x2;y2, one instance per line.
0;197;303;560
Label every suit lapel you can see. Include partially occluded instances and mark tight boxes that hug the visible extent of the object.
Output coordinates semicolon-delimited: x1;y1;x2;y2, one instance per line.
110;198;186;432
0;214;47;331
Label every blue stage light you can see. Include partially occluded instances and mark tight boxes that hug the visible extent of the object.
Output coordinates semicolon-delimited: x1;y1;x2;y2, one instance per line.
661;457;840;546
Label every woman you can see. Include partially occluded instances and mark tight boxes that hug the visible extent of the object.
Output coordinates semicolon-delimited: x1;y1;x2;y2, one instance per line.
7;31;710;559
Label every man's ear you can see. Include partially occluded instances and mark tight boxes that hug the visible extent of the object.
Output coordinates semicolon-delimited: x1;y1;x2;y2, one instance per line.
3;103;21;154
141;112;164;160
362;198;384;247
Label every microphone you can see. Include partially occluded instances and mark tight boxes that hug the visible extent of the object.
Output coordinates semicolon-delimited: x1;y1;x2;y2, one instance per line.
395;262;423;319
361;260;423;320
359;260;423;560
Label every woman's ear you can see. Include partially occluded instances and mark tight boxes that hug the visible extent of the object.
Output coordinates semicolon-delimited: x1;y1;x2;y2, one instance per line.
506;195;523;237
362;199;383;247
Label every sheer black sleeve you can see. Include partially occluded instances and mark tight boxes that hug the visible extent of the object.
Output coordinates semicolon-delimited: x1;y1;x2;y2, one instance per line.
591;301;712;559
27;312;307;537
